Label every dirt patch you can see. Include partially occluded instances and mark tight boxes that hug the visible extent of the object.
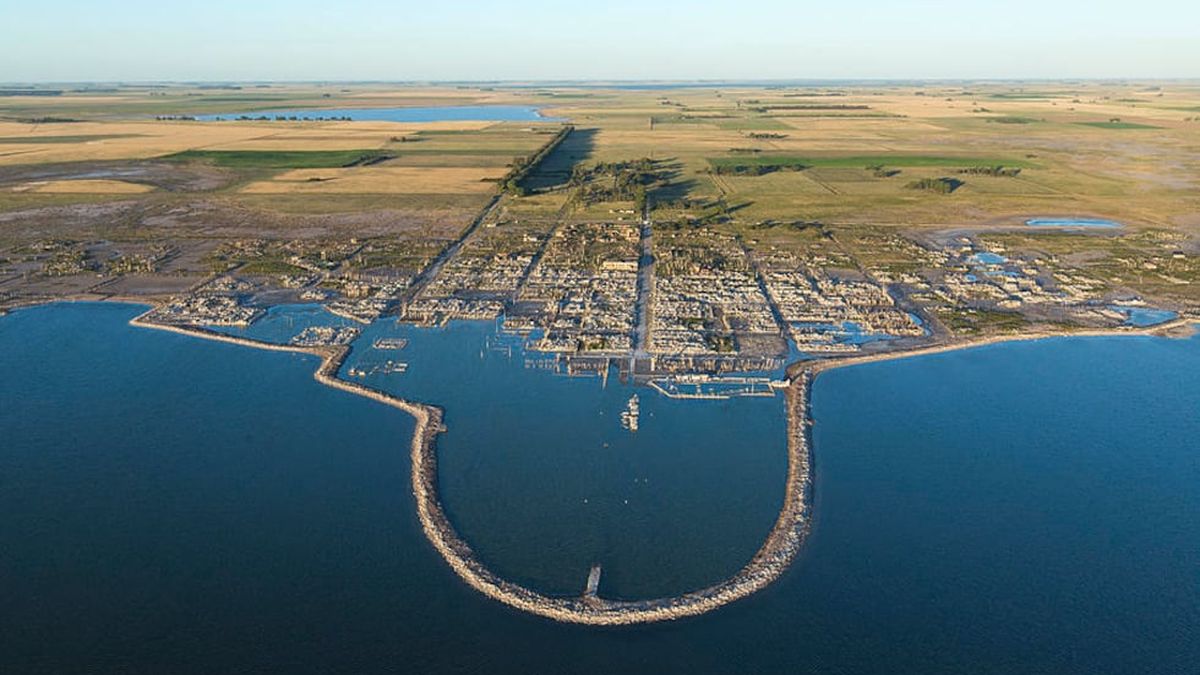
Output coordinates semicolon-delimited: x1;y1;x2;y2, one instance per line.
0;160;234;192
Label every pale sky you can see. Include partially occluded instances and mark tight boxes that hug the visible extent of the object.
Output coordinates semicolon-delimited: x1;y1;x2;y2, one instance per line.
3;0;1197;82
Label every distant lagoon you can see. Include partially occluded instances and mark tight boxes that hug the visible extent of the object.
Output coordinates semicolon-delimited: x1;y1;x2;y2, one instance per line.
196;105;559;122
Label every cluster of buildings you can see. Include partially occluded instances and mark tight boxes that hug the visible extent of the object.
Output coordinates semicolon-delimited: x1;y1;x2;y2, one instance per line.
931;242;1114;319
649;231;778;356
515;223;640;354
327;280;407;324
518;265;638;353
650;273;777;354
110;218;1191;378
404;227;543;324
105;245;178;275
289;325;361;347
763;270;924;353
150;294;263;326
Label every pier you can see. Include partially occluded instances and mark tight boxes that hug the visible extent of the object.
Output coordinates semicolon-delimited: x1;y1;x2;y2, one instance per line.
648;374;788;400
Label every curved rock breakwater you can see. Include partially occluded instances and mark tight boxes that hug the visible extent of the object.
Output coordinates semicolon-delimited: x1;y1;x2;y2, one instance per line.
128;307;1197;625
130;308;818;625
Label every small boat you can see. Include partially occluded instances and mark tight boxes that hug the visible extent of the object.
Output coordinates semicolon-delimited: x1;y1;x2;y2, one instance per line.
620;394;640;432
372;337;408;350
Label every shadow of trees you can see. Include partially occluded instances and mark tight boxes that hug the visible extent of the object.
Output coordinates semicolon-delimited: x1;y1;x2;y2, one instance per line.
521;128;598;191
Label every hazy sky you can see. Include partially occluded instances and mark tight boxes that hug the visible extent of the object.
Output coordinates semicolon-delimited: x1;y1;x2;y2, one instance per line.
4;0;1197;82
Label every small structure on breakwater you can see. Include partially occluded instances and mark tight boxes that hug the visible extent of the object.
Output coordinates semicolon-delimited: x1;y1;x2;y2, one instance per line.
584;564;602;600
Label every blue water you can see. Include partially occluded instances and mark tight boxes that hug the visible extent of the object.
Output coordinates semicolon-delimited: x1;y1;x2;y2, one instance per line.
969;251;1007;265
793;320;896;348
211;303;355;341
342;319;787;598
2;302;1199;674
196;106;555;122
1026;218;1124;229
1111;305;1179;327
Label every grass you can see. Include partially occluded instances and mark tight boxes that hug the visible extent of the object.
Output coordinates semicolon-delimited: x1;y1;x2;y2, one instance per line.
709;155;1035;170
238;260;309;275
714;117;793;131
238;166;503;194
1076;121;1161;130
164;149;394;169
988;92;1074;99
0;134;142;144
987;116;1041;125
0;192;132;213
938;308;1030;334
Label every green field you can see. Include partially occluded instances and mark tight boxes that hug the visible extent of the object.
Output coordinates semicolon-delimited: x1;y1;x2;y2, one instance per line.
708;155;1036;170
1076;121;1161;130
987;116;1041;124
164;149;393;169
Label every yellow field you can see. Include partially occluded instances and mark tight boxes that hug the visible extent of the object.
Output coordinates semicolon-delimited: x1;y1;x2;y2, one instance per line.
0;119;507;165
6;178;154;194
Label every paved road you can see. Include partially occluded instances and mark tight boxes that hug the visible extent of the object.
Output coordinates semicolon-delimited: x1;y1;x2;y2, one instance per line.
631;207;654;363
401;194;501;303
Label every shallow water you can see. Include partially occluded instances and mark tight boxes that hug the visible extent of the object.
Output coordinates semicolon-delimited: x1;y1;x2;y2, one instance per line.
211;303;355;341
1026;217;1123;229
2;302;1198;674
1111;305;1179;327
969;251;1007;264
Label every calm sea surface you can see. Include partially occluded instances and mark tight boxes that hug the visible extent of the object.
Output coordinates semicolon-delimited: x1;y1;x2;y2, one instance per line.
1;302;1197;674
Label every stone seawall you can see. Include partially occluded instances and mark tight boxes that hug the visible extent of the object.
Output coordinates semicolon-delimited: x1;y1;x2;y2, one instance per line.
127;307;1197;625
129;309;818;625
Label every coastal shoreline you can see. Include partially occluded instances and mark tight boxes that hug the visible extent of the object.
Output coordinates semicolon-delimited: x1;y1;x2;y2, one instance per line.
796;317;1196;379
45;301;1184;625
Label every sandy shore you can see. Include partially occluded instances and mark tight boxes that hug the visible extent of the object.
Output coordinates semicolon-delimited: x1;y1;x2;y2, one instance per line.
798;317;1196;378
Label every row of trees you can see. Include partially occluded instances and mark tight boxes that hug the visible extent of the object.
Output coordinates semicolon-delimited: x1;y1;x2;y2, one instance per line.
957;166;1022;177
568;158;665;206
710;161;807;176
906;177;964;194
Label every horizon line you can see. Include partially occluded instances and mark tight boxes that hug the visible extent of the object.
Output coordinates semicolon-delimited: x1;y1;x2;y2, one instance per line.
4;77;1200;87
